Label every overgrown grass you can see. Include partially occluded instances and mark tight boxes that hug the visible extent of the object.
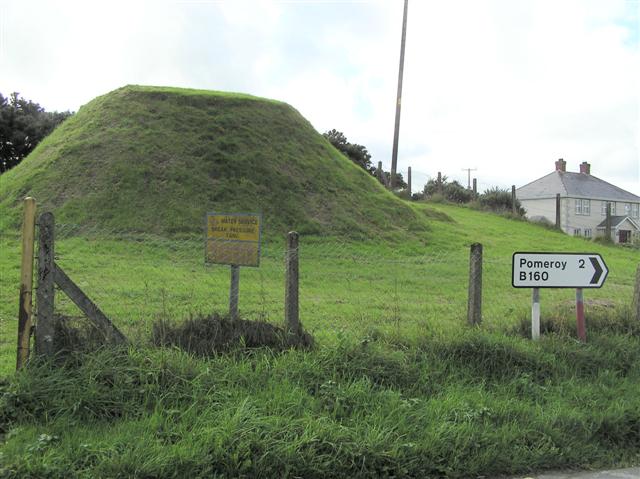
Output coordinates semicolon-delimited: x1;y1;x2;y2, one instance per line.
1;329;639;478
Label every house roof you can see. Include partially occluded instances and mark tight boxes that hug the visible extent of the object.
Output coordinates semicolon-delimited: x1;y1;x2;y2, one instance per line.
596;216;640;230
517;171;640;202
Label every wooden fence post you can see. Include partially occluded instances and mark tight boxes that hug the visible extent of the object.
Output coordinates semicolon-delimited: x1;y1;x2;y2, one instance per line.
555;193;561;229
467;243;483;325
285;231;302;336
36;212;55;357
16;197;37;369
229;265;240;319
633;264;640;323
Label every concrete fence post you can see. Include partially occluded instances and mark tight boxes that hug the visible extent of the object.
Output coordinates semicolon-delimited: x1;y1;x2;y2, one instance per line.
285;231;302;336
467;243;483;325
472;178;477;198
511;185;517;215
555;194;561;229
633;264;640;323
407;166;412;198
36;212;55;357
605;203;612;241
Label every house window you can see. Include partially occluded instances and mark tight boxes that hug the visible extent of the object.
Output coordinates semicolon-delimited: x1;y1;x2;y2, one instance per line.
575;199;590;215
633;204;639;218
574;228;581;236
584;228;592;238
624;203;631;216
601;201;616;216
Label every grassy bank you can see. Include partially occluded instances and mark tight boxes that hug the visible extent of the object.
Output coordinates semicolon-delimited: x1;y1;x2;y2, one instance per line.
1;202;639;477
1;330;639;478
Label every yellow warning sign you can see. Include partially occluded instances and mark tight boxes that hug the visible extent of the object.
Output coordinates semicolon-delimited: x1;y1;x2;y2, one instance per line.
205;213;261;267
207;214;260;242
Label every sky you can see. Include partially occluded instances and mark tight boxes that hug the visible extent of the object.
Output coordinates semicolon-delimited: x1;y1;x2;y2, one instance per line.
1;0;639;194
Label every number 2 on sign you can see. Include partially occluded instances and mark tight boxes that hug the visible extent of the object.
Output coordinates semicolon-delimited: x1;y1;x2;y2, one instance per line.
578;259;585;268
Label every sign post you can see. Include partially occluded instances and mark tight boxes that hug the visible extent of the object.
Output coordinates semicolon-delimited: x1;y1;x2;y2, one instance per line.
206;213;262;319
576;288;585;342
512;252;608;342
531;288;540;340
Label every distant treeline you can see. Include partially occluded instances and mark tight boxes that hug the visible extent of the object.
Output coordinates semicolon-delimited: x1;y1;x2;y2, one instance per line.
0;92;73;173
323;129;524;215
417;175;526;215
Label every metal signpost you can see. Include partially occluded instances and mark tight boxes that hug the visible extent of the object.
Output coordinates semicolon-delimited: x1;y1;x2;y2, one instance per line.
512;252;608;342
206;213;262;319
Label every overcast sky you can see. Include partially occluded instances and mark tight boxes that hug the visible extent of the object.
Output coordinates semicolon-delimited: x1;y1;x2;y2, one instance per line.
1;0;638;194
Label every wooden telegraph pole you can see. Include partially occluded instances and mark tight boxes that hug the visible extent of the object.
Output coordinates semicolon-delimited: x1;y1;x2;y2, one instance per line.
390;0;408;190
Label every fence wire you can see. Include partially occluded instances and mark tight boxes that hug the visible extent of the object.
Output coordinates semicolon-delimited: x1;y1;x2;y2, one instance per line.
25;223;632;343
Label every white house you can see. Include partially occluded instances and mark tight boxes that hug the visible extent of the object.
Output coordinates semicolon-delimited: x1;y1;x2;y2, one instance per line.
516;159;640;244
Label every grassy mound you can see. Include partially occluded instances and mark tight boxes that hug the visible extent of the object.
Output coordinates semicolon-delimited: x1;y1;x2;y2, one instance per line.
0;85;425;238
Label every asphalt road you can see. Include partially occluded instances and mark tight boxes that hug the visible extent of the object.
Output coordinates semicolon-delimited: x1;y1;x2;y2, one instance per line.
511;467;640;479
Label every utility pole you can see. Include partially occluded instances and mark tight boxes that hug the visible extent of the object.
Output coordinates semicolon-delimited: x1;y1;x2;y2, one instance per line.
461;168;477;190
390;0;408;190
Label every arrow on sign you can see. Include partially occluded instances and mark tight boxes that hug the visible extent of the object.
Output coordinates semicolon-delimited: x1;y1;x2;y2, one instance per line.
589;257;603;285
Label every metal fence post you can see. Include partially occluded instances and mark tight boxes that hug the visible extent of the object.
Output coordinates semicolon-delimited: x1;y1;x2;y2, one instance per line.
531;288;540;340
285;231;302;336
36;212;55;357
467;243;483;325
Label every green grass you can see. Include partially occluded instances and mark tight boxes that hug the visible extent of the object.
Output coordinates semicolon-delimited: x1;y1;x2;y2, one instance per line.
0;85;423;239
1;86;639;477
1;202;638;477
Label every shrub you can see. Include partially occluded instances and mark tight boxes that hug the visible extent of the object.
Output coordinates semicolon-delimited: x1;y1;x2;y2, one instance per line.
479;187;525;215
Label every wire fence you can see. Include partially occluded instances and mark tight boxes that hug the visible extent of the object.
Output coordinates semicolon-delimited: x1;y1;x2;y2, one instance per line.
30;221;633;345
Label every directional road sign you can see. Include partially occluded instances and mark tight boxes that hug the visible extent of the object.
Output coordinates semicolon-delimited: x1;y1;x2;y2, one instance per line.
512;252;608;288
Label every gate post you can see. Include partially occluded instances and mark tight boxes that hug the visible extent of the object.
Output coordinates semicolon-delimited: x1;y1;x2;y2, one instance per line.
36;212;55;356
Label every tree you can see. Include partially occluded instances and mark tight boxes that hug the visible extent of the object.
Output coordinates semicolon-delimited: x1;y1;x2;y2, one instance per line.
423;175;449;197
0;92;73;173
323;129;372;171
382;171;408;190
323;129;409;191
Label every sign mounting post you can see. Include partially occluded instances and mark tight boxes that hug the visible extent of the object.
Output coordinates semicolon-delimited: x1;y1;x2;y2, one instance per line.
512;252;608;342
206;212;262;319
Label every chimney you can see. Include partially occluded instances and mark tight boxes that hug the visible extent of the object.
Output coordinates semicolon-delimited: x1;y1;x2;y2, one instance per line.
555;158;566;172
579;162;591;175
